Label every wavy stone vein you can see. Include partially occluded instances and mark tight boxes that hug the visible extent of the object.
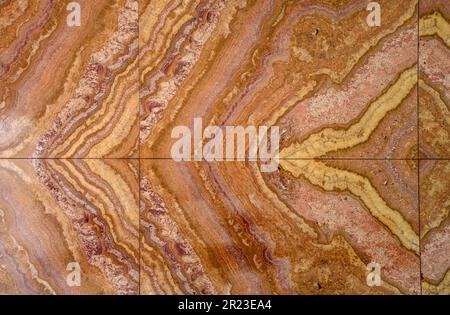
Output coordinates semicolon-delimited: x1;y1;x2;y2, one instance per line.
0;159;139;294
0;0;139;158
138;0;427;295
419;0;450;295
0;0;449;296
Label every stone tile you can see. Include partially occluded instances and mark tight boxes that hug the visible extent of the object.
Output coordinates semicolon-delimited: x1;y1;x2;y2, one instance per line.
420;159;450;295
140;158;419;294
139;0;418;159
419;0;450;159
0;1;139;158
0;159;139;294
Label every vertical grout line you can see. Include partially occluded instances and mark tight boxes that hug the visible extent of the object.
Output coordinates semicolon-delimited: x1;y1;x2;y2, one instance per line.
137;0;141;297
417;0;422;296
138;155;141;296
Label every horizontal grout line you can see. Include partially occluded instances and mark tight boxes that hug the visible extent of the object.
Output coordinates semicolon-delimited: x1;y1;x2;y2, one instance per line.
0;157;139;160
0;157;449;161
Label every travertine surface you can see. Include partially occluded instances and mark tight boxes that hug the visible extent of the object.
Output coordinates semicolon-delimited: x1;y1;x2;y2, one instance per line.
0;0;139;158
419;0;450;295
420;160;450;294
419;0;450;158
0;0;449;295
0;159;139;294
140;159;419;294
